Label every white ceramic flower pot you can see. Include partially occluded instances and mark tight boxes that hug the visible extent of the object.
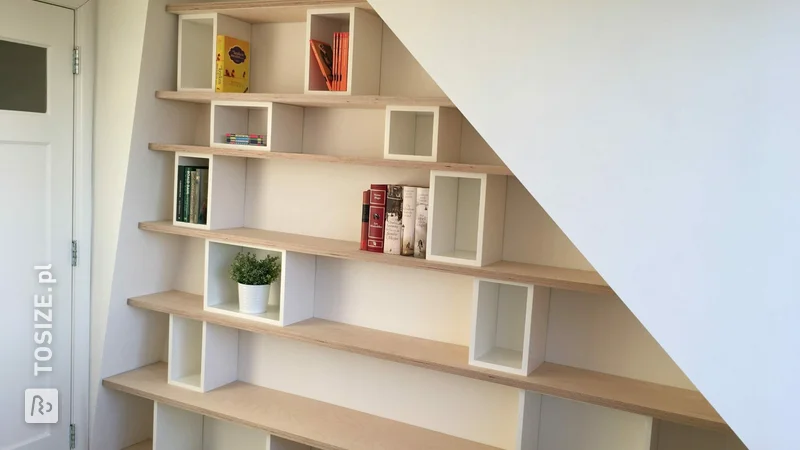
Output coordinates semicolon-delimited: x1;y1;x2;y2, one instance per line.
238;283;271;314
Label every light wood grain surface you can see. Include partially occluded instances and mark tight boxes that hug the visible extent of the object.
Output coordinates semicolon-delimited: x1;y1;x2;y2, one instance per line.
155;90;455;108
122;439;152;450
167;1;372;24
129;291;726;431
104;363;500;450
138;221;612;294
150;143;514;175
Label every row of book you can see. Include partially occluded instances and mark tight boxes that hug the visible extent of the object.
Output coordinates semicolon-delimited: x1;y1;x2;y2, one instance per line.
176;165;209;225
309;32;349;91
226;133;266;146
361;184;429;257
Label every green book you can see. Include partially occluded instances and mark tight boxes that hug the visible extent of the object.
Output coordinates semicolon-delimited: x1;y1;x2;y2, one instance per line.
176;166;185;221
183;166;193;222
197;168;209;225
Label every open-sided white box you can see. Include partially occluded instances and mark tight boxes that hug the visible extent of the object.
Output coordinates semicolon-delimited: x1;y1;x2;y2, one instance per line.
210;100;304;152
305;7;382;94
167;315;238;393
204;240;316;327
384;106;462;162
426;171;507;267
178;13;251;91
173;153;246;230
469;280;550;376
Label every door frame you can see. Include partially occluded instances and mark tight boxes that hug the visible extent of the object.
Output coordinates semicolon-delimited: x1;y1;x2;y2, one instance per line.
71;1;95;449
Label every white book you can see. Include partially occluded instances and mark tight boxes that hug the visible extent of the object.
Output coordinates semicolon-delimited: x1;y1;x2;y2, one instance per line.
383;185;404;254
414;188;429;258
401;186;417;256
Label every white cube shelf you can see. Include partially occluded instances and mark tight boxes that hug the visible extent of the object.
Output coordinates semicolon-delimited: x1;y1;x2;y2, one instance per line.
426;171;507;267
513;392;657;450
173;153;246;230
167;315;238;393
153;402;270;450
210;100;304;152
469;280;550;376
305;7;382;94
205;240;316;327
384;106;462;162
178;13;251;91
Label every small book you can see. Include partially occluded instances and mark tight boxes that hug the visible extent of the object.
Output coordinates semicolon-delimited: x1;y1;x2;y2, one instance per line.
341;32;349;91
189;169;199;223
176;165;186;221
360;190;369;251
401;186;417;256
309;39;333;90
216;35;250;93
197;168;209;225
333;32;340;91
414;188;430;258
383;185;403;255
183;166;193;222
367;184;388;253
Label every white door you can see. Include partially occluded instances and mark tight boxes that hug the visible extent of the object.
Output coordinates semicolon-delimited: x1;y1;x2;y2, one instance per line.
0;0;75;449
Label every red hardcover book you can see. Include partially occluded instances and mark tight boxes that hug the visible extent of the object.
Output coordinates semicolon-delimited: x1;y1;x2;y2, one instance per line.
341;32;349;91
360;190;370;250
309;39;333;90
367;184;388;252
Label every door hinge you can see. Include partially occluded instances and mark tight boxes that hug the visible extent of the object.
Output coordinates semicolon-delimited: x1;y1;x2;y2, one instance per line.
71;241;78;267
69;423;76;449
72;47;80;75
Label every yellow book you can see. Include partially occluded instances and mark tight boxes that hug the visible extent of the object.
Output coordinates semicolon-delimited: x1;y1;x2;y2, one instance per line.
215;35;250;93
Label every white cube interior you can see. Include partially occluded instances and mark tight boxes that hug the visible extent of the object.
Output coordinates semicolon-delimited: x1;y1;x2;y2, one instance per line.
212;104;270;147
429;175;482;262
168;315;203;389
179;17;214;90
154;402;269;450
387;110;435;158
473;280;529;370
307;12;350;92
206;241;283;322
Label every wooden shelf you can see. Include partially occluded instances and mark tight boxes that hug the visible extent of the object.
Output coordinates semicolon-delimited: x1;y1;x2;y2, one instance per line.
150;143;514;176
123;440;152;450
167;1;372;24
129;291;727;431
138;220;612;294
104;362;499;450
155;90;455;109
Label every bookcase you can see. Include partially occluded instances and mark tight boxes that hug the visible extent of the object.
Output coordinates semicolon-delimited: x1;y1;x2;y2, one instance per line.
107;2;747;450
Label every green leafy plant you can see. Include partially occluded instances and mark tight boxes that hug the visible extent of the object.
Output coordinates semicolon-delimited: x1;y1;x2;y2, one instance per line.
229;252;281;286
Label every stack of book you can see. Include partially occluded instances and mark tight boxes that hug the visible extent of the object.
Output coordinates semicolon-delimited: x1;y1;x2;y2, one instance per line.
361;184;429;258
225;133;266;146
309;32;349;91
176;165;209;225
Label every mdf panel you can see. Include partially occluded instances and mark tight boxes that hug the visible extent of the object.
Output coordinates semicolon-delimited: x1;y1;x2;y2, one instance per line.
656;421;747;450
546;289;696;390
458;120;504;166
250;22;306;94
172;237;205;296
237;332;519;449
537;396;654;450
313;258;473;345
301;108;384;156
378;25;445;97
244;159;428;242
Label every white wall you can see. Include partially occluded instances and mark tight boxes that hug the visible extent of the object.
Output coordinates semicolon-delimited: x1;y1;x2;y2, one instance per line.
90;0;202;448
368;0;800;448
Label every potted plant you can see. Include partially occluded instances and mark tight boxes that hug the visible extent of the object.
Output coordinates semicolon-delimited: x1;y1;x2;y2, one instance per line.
229;251;281;314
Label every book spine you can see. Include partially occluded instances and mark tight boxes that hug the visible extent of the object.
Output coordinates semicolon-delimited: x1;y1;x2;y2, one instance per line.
215;35;224;92
176;165;185;221
367;184;388;253
183;166;192;222
383;185;403;254
401;186;417;256
414;188;429;258
360;190;369;251
333;32;340;91
198;168;209;225
189;170;199;223
342;32;349;92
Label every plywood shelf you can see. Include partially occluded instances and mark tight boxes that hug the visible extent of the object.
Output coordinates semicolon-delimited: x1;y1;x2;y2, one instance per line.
150;143;514;175
128;291;727;431
155;90;455;109
167;1;372;24
138;220;611;294
104;362;499;450
123;440;152;450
